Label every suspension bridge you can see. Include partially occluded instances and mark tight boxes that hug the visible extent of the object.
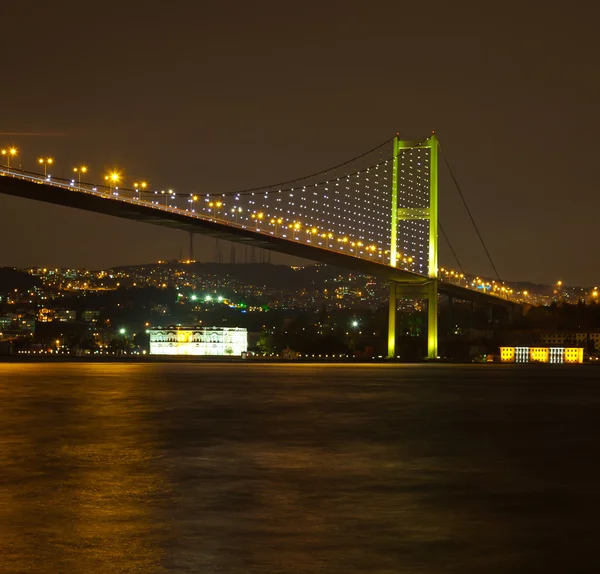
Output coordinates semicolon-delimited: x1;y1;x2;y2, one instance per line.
0;133;516;359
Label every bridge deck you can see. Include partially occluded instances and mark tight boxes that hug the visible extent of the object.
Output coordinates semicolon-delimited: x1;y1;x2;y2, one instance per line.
0;172;514;306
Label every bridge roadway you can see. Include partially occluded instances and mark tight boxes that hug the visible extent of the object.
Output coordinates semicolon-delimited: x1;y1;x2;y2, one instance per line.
0;170;514;307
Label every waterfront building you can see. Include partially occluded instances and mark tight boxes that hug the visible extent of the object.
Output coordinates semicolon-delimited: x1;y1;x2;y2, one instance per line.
149;326;247;356
499;346;583;364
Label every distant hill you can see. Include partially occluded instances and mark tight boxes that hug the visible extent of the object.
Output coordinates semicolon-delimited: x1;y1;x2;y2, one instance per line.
0;267;41;292
107;262;349;290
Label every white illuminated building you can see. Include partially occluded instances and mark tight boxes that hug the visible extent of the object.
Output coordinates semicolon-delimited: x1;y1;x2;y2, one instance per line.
149;327;247;356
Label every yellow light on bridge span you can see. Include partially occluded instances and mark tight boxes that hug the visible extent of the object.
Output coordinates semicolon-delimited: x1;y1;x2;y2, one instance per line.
105;171;121;185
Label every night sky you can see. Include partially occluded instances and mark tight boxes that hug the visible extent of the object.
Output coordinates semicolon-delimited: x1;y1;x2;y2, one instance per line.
1;2;597;285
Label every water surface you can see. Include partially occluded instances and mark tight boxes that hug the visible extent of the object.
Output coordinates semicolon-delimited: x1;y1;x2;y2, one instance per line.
1;363;599;573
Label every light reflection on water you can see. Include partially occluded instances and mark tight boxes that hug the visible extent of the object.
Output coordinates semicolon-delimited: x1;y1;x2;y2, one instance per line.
1;363;599;573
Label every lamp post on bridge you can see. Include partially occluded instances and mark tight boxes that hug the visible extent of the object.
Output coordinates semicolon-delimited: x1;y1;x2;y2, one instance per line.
73;166;88;185
160;189;175;206
104;170;121;194
230;206;241;225
133;181;148;201
1;147;18;169
270;217;283;235
38;157;54;177
251;211;264;229
188;194;198;211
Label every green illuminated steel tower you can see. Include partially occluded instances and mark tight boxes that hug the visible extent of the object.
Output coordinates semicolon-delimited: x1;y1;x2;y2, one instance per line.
387;133;438;360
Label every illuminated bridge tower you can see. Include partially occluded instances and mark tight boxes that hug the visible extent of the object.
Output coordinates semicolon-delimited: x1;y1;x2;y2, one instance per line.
388;133;439;360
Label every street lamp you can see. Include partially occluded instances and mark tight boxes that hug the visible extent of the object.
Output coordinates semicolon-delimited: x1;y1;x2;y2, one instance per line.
188;194;198;211
38;157;54;176
133;181;148;200
231;206;242;224
160;189;175;206
292;222;301;240
104;170;121;194
251;212;264;228
270;217;283;234
73;165;88;185
1;147;18;169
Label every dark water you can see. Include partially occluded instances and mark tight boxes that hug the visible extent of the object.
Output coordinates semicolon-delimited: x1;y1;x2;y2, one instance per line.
1;363;600;573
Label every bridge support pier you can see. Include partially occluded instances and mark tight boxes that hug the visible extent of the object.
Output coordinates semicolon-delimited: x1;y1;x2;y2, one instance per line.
387;279;438;360
189;232;194;262
387;282;397;358
427;279;439;359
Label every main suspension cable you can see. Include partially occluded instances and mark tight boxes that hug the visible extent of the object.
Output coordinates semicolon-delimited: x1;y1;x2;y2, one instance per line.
439;222;465;275
224;135;396;195
439;144;502;282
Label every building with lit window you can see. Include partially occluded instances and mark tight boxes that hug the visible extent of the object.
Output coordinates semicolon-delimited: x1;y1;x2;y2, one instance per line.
149;326;247;356
500;346;583;364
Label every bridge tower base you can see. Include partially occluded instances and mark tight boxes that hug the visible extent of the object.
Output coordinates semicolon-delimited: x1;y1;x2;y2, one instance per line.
387;278;439;360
